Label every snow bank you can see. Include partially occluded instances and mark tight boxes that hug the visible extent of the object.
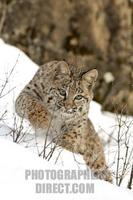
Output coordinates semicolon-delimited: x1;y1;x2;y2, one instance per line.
0;138;133;200
0;39;38;127
0;39;133;198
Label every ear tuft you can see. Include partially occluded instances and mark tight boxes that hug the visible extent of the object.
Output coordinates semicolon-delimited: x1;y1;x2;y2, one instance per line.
82;69;98;84
57;61;70;74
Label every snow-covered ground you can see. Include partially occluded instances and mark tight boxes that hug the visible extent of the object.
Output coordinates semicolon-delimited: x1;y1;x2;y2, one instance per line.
0;138;133;200
0;39;133;199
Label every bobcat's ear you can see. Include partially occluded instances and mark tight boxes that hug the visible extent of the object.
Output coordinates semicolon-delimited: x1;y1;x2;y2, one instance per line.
82;69;98;89
56;61;70;75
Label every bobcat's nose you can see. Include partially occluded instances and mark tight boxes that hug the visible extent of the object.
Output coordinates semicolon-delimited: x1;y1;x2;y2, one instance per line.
72;107;77;112
65;99;77;113
67;106;77;113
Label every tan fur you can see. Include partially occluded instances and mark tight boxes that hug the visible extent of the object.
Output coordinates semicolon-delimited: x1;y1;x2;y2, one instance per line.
15;60;112;182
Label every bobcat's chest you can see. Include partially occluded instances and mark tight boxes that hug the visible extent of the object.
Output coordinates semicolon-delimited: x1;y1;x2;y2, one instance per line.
42;111;87;143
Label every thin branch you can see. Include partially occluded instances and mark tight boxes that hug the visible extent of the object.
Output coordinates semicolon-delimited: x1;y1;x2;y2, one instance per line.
0;54;20;98
127;164;133;189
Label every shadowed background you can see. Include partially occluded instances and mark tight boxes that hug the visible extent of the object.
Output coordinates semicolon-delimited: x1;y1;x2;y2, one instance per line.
0;0;133;115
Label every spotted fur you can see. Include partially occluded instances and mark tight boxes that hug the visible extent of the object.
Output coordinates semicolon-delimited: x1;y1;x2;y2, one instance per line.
15;60;112;182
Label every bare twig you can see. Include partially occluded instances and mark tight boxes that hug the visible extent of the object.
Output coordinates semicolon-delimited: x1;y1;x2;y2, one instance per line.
0;54;20;98
116;114;122;186
114;113;133;186
127;164;133;189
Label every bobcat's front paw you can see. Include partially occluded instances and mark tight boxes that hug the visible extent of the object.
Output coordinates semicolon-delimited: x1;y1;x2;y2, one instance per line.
93;168;113;183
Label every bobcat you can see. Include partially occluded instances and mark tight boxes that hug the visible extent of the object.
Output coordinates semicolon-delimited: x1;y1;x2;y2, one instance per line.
15;60;112;182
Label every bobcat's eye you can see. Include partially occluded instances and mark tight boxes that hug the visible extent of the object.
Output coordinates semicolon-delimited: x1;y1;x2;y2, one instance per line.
75;95;83;100
59;89;66;97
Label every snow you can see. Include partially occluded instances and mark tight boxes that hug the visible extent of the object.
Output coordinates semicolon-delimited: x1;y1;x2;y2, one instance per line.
0;39;38;128
89;101;133;186
0;138;133;200
0;39;133;199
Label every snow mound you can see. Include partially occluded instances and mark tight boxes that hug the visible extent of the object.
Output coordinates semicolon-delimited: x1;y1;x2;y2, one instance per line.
0;138;133;200
0;39;133;198
0;39;38;127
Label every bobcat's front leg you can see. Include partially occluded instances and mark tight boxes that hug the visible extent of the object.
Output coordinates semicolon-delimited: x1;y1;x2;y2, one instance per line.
83;120;112;183
15;92;50;129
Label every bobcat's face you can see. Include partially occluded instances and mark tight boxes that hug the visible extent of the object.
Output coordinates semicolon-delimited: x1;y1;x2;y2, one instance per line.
46;61;98;118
